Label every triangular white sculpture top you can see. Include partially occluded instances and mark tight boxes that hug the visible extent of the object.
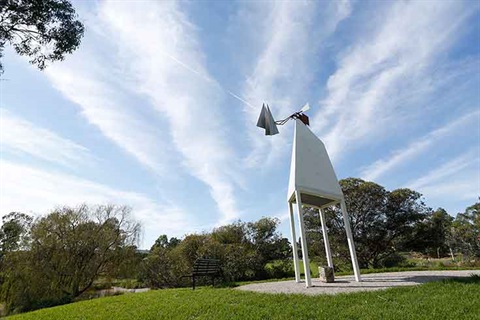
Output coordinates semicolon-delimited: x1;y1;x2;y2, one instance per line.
287;119;343;207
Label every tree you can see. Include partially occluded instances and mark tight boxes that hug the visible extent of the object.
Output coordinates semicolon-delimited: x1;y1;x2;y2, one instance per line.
168;237;181;248
247;217;291;261
336;178;390;268
151;234;181;251
449;201;480;260
305;178;430;269
30;204;140;297
151;234;169;250
178;234;209;268
140;245;186;289
0;212;32;256
140;234;207;289
212;221;248;245
385;188;430;252
304;207;331;264
0;212;33;314
141;217;292;286
0;0;84;74
0;204;140;314
107;244;144;280
409;208;453;258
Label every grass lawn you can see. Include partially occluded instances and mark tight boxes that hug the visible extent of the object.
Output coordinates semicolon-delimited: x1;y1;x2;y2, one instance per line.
8;275;480;320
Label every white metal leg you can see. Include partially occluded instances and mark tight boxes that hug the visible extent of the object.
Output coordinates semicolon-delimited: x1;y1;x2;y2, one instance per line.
288;202;301;282
340;200;361;282
319;208;333;268
295;191;312;287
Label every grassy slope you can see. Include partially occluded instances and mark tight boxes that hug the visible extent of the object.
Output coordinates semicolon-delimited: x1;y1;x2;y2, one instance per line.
9;276;480;320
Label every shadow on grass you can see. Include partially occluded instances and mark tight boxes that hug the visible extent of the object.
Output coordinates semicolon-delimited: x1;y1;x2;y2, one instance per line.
400;274;480;285
441;274;480;284
359;275;467;284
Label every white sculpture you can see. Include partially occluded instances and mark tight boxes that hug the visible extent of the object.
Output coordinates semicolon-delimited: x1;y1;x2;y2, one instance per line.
257;104;361;287
287;119;361;287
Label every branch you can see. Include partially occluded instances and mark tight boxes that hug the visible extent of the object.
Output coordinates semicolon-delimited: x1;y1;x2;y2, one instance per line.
11;27;42;36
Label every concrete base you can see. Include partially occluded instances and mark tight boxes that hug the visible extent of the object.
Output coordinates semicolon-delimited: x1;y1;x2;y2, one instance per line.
236;270;480;295
319;266;335;283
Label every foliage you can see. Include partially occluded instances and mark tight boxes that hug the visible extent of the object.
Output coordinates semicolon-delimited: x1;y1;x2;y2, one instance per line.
449;201;480;259
106;245;145;280
177;234;209;267
0;0;84;74
408;208;453;258
304;178;479;270
305;178;430;269
212;221;247;245
139;246;182;288
0;212;32;257
30;205;140;297
264;260;295;279
0;204;140;315
247;217;291;262
8;275;480;320
0;213;34;314
140;217;290;287
150;235;181;251
209;218;291;281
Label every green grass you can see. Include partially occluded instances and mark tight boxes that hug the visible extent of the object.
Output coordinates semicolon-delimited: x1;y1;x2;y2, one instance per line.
8;275;480;320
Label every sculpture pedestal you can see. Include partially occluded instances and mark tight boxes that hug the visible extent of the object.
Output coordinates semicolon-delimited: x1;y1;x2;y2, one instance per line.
319;266;335;283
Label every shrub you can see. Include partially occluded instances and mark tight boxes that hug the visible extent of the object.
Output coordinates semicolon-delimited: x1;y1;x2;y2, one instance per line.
265;260;295;279
381;253;408;268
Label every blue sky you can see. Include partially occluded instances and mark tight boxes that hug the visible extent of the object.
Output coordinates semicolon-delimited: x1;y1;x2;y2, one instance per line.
0;0;479;249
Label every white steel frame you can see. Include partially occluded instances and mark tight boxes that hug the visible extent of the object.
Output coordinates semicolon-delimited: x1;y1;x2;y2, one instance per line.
287;193;361;287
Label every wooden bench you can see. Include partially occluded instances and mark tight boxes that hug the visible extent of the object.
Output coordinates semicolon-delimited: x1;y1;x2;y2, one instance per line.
183;258;222;290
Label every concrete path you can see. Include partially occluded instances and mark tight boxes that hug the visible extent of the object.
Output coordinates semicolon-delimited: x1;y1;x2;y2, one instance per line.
236;270;480;295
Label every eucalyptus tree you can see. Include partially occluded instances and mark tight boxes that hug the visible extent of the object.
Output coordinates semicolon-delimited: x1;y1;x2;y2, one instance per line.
0;0;84;74
305;178;430;269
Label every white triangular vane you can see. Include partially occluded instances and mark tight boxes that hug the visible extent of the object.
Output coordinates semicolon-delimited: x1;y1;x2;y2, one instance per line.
256;104;267;128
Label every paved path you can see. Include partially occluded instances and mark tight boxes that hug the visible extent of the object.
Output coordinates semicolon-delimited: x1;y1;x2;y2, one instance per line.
236;270;480;295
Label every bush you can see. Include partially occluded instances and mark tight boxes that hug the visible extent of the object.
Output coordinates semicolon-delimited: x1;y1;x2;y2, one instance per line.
138;247;180;288
222;243;259;281
0;250;69;314
380;253;408;268
265;260;295;279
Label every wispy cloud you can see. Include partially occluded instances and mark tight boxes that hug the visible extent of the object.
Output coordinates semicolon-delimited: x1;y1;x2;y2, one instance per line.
405;149;480;210
360;110;480;181
0;108;93;168
0;160;191;247
46;59;172;175
407;149;479;191
312;0;478;160
99;1;242;224
38;4;177;175
242;0;352;167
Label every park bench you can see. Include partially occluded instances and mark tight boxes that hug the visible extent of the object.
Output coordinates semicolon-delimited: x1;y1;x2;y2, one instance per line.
183;258;222;290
